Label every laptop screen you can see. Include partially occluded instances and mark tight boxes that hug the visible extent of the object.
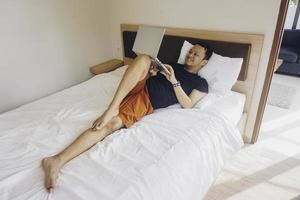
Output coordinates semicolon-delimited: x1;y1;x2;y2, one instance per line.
132;25;166;58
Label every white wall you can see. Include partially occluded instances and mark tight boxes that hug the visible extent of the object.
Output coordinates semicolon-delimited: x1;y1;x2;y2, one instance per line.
0;0;113;113
106;0;281;141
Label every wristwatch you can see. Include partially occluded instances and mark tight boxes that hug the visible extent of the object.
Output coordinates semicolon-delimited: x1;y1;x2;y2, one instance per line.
172;81;181;88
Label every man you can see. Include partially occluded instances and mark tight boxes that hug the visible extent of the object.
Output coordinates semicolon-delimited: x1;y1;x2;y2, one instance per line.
42;43;212;191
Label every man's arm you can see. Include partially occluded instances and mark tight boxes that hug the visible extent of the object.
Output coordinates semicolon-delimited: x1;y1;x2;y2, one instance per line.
173;87;206;108
160;65;206;109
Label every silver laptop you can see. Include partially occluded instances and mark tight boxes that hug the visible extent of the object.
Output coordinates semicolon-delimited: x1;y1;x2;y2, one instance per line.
132;25;170;74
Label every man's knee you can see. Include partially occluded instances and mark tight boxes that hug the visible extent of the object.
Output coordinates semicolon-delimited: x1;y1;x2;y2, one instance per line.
106;117;122;132
136;54;150;62
135;54;151;69
89;117;122;135
105;121;115;133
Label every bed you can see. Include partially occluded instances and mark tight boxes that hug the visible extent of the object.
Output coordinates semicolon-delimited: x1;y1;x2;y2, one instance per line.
0;24;264;200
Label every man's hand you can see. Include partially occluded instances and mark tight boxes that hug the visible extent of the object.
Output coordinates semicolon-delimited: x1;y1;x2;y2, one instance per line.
91;109;119;131
149;64;159;76
92;116;103;131
149;59;159;76
159;64;177;84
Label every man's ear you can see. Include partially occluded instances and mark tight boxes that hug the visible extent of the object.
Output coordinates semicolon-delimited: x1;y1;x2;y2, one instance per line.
201;59;208;66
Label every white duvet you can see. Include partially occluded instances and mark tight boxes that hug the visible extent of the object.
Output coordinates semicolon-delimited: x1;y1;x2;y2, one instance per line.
0;71;243;200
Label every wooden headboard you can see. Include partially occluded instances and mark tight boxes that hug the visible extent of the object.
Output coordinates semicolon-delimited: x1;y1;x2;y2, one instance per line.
120;24;264;142
122;30;250;81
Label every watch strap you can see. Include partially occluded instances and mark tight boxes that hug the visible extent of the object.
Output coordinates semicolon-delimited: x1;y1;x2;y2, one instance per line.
172;81;181;87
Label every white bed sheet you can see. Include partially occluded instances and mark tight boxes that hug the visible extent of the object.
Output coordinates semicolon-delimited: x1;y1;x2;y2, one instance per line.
0;71;244;200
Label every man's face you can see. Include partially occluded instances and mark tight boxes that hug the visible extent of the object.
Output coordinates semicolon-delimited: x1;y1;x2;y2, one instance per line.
185;45;207;67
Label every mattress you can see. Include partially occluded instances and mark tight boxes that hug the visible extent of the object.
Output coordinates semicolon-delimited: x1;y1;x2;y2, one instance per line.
0;68;244;200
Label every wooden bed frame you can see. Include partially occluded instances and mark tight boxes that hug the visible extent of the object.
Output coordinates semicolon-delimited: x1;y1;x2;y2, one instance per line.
91;24;264;143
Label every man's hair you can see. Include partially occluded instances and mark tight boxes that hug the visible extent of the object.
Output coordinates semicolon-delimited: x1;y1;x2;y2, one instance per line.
196;42;213;60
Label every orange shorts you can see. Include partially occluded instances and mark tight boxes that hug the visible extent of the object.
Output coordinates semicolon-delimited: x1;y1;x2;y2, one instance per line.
118;77;154;128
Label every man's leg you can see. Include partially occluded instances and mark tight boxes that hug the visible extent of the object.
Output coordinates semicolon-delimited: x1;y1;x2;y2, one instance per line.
93;54;151;130
42;116;124;191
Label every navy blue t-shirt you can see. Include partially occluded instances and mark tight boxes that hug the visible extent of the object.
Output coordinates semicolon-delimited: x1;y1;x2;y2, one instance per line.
146;63;208;109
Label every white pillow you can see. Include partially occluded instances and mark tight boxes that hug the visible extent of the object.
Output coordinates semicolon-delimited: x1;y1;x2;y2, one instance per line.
177;40;193;64
204;91;245;125
194;92;223;110
177;40;243;94
194;91;245;125
199;53;243;94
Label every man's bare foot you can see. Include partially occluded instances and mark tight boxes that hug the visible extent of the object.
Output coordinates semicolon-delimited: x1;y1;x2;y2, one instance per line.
92;108;119;130
42;156;63;192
